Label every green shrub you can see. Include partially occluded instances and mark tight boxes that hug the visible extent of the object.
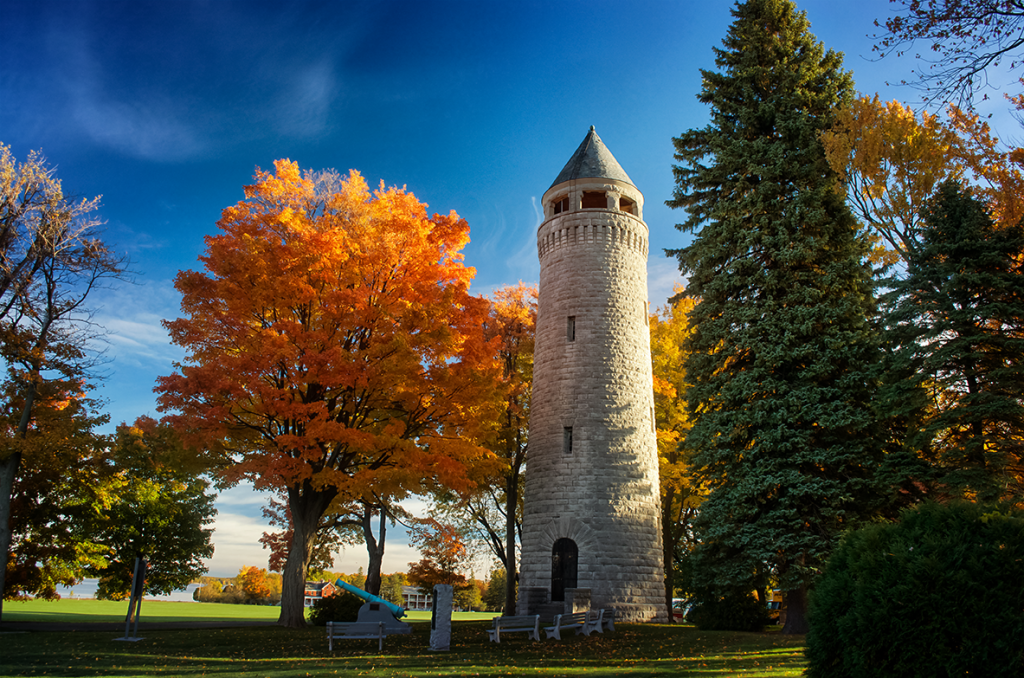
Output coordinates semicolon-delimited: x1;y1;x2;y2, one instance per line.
307;591;364;626
685;589;771;631
806;501;1024;678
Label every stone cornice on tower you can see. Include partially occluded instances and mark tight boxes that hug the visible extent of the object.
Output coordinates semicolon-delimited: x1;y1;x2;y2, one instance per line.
537;217;650;261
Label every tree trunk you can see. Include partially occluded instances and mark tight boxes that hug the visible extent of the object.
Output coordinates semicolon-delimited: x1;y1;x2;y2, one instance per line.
278;523;311;627
0;450;23;621
0;378;40;620
362;502;386;596
278;486;333;628
781;584;809;634
503;472;518;616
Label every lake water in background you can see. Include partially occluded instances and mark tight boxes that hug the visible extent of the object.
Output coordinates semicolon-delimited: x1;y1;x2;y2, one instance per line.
55;579;200;602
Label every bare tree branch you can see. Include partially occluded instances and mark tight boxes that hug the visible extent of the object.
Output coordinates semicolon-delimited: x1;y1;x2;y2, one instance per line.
873;0;1024;112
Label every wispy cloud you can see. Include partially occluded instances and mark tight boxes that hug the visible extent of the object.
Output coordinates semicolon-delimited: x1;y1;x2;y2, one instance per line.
201;481;275;577
85;279;185;430
275;60;336;138
202;489;491;578
332;540;422;576
498;197;541;281
73;96;205;162
203;510;274;577
53;23;207;162
647;256;686;309
216;482;276;510
90;279;184;368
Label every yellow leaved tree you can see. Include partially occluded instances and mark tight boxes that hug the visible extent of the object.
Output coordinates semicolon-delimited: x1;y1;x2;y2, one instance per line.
650;287;704;619
820;94;1024;266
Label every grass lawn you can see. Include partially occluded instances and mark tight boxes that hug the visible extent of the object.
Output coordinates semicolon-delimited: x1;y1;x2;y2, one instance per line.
0;613;807;677
2;599;281;624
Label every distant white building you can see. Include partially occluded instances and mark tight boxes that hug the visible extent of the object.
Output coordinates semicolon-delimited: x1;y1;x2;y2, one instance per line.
401;585;432;610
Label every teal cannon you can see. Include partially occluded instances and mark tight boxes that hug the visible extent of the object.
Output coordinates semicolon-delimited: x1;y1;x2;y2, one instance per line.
333;578;407;619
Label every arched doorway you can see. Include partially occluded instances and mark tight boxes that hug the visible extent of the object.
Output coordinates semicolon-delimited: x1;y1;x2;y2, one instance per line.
551;538;578;602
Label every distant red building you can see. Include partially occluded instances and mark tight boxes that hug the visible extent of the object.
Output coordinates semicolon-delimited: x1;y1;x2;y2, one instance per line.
303;580;339;607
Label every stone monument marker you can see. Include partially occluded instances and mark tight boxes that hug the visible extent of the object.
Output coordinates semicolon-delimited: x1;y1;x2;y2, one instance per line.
429;584;453;651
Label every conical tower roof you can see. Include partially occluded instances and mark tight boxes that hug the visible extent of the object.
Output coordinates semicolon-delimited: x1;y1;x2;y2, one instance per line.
549;126;634;189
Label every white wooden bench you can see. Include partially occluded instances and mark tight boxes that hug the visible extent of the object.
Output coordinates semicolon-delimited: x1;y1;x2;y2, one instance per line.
487;614;541;643
586;608;616;633
326;621;386;651
544;611;591;640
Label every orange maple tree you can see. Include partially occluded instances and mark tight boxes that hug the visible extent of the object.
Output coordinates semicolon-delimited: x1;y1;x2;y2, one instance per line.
406;517;470;591
479;282;535;614
156;160;500;627
428;282;536;613
237;566;271;602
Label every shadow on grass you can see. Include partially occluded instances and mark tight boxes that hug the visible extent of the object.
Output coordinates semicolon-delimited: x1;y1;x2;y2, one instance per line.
0;621;807;677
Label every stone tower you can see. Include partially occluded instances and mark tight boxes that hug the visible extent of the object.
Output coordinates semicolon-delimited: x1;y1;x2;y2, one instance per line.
518;127;666;623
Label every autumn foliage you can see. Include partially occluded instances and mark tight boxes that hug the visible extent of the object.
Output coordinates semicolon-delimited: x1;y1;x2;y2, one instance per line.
649;288;704;615
1;144;128;615
820;95;1024;264
157;160;500;626
2;383;108;600
237;566;271;602
461;282;536;613
406;517;470;592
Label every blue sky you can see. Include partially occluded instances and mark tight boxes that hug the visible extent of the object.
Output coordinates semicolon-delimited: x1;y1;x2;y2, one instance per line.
3;0;1020;579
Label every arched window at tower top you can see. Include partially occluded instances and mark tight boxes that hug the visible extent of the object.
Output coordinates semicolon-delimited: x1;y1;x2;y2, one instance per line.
553;195;569;215
581;191;606;209
545;188;640;218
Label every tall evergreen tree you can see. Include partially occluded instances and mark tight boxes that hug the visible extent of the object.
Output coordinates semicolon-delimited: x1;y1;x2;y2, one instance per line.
667;0;884;634
885;180;1024;503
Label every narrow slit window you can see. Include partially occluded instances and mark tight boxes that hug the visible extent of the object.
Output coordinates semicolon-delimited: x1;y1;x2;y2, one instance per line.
567;316;576;342
563;426;573;455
